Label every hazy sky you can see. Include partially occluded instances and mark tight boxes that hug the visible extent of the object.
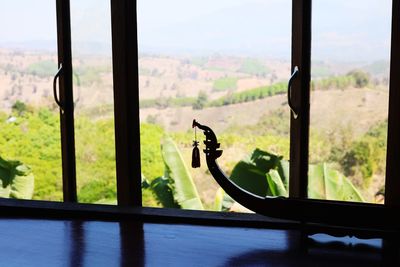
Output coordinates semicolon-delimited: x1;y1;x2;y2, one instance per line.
0;0;111;48
0;0;392;61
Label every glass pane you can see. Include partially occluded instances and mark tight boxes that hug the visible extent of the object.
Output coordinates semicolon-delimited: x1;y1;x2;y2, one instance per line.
310;0;390;203
70;0;116;204
0;1;61;200
138;0;292;210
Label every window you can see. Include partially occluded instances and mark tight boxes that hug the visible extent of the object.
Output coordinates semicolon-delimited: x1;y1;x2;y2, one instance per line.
137;0;292;210
0;0;117;204
70;0;117;204
0;0;62;201
309;0;391;203
1;0;400;234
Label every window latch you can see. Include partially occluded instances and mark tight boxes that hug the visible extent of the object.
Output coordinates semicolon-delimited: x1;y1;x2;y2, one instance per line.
288;66;299;118
53;63;63;110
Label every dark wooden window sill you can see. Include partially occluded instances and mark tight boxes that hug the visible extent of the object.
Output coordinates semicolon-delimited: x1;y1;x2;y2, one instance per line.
0;215;396;266
0;198;395;239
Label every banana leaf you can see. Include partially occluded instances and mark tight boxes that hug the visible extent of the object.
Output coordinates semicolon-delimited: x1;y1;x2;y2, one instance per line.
213;187;224;211
266;169;288;197
213;188;235;212
229;149;364;202
0;156;34;199
309;163;364;202
230;149;283;197
161;136;204;210
150;176;180;208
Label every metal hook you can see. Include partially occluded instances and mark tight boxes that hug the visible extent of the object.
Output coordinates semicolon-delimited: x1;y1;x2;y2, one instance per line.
288;66;299;119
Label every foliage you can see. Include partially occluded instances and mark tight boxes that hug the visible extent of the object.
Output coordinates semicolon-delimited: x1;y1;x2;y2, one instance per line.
139;70;375;110
78;104;114;119
0;156;34;199
0;108;63;200
143;136;234;211
192;91;208;110
312;75;355;90
0;99;382;205
160;136;203;209
312;70;371;90
308;163;364;202
0;105;169;204
26;60;57;77
140;96;196;109
240;108;290;136
78;179;116;204
212;77;238;92
347;70;370;88
339;121;387;187
140;124;167;207
12;100;28;116
140;124;165;183
209;82;287;107
74;64;111;86
230;149;287;197
238;59;269;76
341;141;373;179
145;136;203;210
139;78;301;110
230;148;364;202
74;116;117;203
148;176;180;208
213;187;235;212
312;64;334;78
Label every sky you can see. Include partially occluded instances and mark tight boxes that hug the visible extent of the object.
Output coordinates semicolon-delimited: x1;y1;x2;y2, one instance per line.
0;0;392;61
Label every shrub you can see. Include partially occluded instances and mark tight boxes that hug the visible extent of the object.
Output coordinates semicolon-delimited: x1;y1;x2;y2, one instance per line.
192;91;208;110
12;100;27;116
347;70;371;88
341;141;374;185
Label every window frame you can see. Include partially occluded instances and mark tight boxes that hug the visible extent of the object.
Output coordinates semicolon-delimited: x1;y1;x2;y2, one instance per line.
110;0;142;206
289;0;311;199
110;0;400;217
385;0;400;206
2;0;399;235
56;0;77;202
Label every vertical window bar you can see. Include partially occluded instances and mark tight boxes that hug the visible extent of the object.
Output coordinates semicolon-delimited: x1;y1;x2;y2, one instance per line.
385;0;400;206
110;0;142;206
289;0;312;199
56;0;77;202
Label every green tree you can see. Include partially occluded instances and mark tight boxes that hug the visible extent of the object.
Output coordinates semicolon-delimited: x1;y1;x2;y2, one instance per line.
12;100;27;116
192;91;208;110
347;70;370;88
341;141;374;185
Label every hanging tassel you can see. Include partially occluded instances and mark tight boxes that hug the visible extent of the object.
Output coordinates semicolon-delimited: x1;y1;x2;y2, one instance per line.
191;123;200;168
191;141;201;168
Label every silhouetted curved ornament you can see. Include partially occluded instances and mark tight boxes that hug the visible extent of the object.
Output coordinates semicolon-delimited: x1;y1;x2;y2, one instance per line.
192;119;400;236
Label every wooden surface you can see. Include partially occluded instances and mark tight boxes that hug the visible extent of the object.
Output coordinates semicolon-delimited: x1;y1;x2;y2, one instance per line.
0;218;397;267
